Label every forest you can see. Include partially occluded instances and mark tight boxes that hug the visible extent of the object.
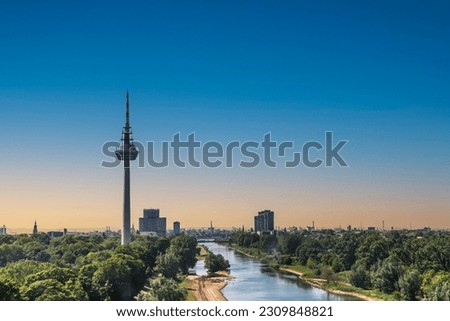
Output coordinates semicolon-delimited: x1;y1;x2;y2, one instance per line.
0;233;198;301
1;229;448;301
231;229;450;300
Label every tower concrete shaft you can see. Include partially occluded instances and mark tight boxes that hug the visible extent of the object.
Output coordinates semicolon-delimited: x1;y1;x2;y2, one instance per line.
122;165;131;245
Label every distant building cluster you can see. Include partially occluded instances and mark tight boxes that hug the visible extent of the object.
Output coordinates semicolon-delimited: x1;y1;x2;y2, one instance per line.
21;209;181;239
2;215;439;242
183;226;232;241
30;221;68;238
254;210;275;234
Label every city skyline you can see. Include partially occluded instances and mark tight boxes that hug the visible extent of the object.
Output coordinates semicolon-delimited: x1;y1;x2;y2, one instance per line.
1;210;444;235
1;1;449;231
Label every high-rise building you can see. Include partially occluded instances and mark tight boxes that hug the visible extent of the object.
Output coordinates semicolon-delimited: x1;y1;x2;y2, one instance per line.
0;225;6;235
254;210;275;233
115;92;139;245
139;209;166;236
173;221;181;236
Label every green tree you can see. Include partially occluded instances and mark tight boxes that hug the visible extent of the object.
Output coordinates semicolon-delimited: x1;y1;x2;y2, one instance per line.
154;252;181;279
116;238;158;270
0;277;21;300
205;253;230;275
92;253;146;300
168;236;198;274
0;260;53;284
320;251;344;272
24;267;77;285
331;257;345;273
0;244;26;266
412;237;450;273
47;235;95;265
78;263;101;300
421;270;450;301
154;237;171;254
136;276;187;301
349;264;371;289
371;259;404;294
233;232;259;248
0;234;15;245
277;254;292;265
261;235;278;253
99;237;120;251
296;239;323;265
277;234;303;255
355;233;389;269
21;279;80;301
22;241;50;262
320;266;337;284
21;266;88;301
399;269;421;300
78;250;113;266
333;232;360;270
429;282;450;301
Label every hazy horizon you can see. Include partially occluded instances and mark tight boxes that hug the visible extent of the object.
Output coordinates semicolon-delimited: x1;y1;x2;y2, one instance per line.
1;1;449;231
4;223;447;235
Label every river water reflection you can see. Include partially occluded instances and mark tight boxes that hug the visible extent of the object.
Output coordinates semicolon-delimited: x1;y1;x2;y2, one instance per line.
194;243;357;301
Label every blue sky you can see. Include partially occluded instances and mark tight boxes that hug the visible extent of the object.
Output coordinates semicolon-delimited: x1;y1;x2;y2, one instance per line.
0;1;449;230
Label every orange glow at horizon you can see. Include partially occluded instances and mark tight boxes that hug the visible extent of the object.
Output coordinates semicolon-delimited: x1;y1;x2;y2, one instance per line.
1;164;449;233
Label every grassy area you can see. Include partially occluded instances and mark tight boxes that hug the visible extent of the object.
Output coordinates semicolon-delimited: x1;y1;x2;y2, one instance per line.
327;283;397;301
180;277;197;301
281;264;316;278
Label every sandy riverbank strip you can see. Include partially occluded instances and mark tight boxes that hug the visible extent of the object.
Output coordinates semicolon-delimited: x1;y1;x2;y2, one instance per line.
280;268;378;301
186;272;233;301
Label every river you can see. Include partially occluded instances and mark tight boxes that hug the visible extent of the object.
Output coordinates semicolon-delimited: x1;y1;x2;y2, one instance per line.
194;242;357;301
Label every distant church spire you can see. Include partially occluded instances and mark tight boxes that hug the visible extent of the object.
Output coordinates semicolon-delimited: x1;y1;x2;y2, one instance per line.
33;220;38;235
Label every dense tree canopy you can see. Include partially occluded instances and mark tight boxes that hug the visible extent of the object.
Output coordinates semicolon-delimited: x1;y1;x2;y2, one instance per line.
0;277;21;300
232;229;450;301
0;234;198;301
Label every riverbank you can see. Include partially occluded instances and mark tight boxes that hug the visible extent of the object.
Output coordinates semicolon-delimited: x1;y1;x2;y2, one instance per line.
229;246;259;258
279;268;377;301
183;245;232;301
185;272;233;301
